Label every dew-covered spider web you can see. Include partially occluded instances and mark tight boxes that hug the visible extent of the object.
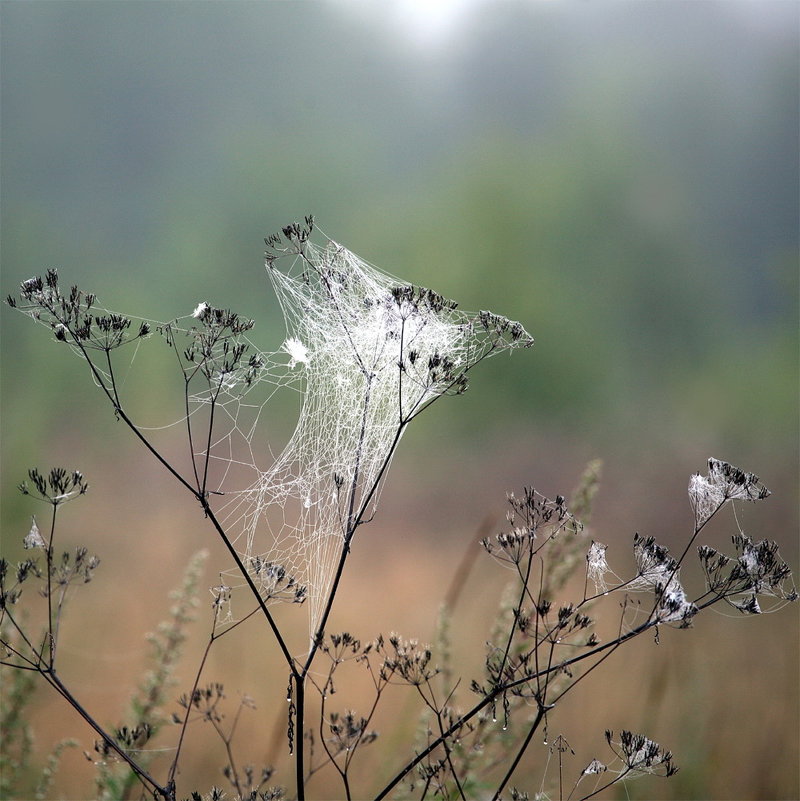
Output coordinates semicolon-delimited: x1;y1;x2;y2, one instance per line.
13;223;533;639
214;227;533;637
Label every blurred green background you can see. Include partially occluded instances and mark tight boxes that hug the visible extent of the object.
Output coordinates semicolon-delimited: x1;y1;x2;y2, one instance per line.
1;1;797;799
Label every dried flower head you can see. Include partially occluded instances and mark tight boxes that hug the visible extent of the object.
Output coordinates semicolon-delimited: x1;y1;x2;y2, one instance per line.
699;534;797;611
47;547;101;590
247;557;306;604
605;729;678;777
377;633;437;686
689;458;770;526
326;709;378;755
322;631;362;663
483;488;581;565
628;535;697;626
18;467;88;506
10;269;149;354
0;556;42;608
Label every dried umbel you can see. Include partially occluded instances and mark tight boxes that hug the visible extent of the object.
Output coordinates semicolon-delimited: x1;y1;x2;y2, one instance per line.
699;533;797;613
604;729;678;777
18;467;88;506
9;268;150;352
482;488;581;566
689;457;770;526
626;534;697;626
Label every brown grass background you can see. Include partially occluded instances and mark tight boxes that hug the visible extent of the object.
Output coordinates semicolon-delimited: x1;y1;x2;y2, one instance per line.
7;425;798;800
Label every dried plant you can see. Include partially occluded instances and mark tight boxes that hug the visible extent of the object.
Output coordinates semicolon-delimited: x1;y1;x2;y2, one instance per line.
2;221;796;800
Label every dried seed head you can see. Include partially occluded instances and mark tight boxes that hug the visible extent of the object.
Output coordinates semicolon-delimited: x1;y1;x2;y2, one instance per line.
689;458;770;526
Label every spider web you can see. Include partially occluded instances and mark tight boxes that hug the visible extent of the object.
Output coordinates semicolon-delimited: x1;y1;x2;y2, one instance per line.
214;233;533;637
14;229;533;639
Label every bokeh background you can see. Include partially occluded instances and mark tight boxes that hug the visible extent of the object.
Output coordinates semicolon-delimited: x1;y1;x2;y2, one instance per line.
1;1;797;798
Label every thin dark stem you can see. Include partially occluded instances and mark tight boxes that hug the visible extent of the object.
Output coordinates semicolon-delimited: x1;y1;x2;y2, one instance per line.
429;695;467;801
295;675;305;801
200;381;223;499
0;659;40;671
303;418;407;678
45;669;168;797
574;767;633;801
398;318;406;424
491;706;546;801
375;613;662;801
72;334;197;497
497;548;536;683
0;610;40;667
114;401;197;495
104;347;122;409
344;684;383;774
168;626;216;786
44;503;57;666
202;502;298;674
374;693;495;800
345;378;373;537
216;713;244;799
51;558;72;663
184;377;202;492
314;688;351;800
303;390;407;677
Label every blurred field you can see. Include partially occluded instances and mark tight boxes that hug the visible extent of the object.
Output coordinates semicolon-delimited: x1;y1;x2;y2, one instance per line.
4;433;798;799
2;1;798;799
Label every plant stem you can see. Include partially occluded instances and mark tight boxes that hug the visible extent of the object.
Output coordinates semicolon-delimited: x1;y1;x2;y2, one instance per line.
45;669;168;798
491;705;546;801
